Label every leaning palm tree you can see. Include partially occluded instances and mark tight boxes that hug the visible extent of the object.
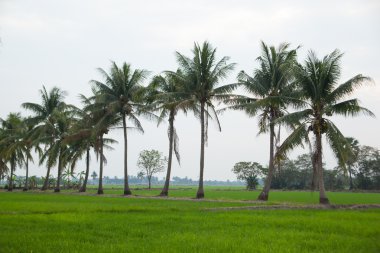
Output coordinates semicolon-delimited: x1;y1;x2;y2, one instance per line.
173;41;236;198
91;61;152;195
277;50;374;204
223;42;299;201
147;72;193;196
22;86;67;190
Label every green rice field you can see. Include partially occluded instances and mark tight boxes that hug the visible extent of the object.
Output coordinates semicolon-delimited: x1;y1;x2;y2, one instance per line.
0;188;379;252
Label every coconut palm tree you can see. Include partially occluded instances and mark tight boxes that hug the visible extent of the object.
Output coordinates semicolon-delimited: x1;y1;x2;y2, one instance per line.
91;61;152;195
38;107;75;192
276;49;374;204
173;41;237;198
63;93;117;194
0;113;26;191
147;72;193;196
62;94;97;193
22;86;67;190
339;137;360;190
19;118;37;191
223;41;299;201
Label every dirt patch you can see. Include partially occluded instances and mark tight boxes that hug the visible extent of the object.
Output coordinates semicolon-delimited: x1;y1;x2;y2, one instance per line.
204;204;380;211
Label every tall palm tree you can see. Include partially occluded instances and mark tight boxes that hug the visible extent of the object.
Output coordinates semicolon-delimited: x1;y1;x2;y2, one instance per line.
224;42;299;201
20;118;37;191
173;41;236;198
277;50;374;204
22;86;67;190
63;94;97;193
91;61;152;195
92;112;117;195
148;72;192;196
63;93;117;194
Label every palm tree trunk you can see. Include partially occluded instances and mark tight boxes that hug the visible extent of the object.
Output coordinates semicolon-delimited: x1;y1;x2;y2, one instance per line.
196;102;205;199
41;166;51;190
8;159;15;192
98;134;104;194
316;131;329;204
54;151;62;193
348;166;353;190
23;157;29;191
160;111;175;197
80;148;90;192
122;114;132;195
258;120;275;201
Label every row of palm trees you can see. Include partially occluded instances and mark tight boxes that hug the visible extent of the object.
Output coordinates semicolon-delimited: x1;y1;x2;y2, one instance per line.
0;41;374;204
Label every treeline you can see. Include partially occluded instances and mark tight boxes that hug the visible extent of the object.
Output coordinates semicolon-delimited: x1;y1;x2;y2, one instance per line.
270;145;380;191
0;40;375;204
0;175;244;189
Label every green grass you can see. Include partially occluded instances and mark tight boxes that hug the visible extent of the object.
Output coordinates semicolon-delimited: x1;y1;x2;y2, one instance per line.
0;190;379;252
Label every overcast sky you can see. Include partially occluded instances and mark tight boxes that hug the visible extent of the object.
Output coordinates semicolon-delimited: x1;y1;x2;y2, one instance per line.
0;0;379;181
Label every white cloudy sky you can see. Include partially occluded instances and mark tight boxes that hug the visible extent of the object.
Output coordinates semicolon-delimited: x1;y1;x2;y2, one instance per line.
0;0;379;180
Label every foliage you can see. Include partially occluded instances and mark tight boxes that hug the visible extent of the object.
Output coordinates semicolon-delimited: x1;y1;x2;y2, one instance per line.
137;149;167;189
231;162;263;190
91;171;98;180
355;146;380;190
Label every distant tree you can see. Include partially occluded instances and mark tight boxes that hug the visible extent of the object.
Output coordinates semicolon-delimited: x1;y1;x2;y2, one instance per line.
232;162;263;190
137;150;166;189
355;146;380;190
137;171;145;181
91;171;98;181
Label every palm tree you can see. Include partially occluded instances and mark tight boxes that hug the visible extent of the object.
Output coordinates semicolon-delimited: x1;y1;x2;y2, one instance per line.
63;93;117;194
277;50;374;204
148;72;192;196
173;41;236;198
224;42;299;201
63;94;97;193
20;118;36;191
91;61;152;195
340;137;360;190
0;113;26;191
22;86;67;190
